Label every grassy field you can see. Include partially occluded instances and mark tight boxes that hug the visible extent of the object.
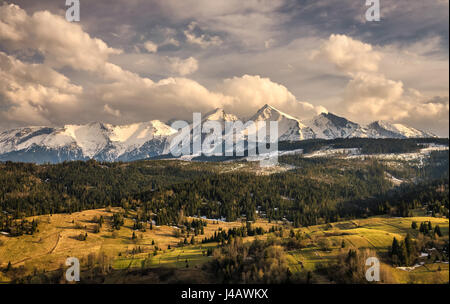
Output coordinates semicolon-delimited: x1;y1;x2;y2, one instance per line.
285;216;449;283
0;209;448;283
0;207;275;282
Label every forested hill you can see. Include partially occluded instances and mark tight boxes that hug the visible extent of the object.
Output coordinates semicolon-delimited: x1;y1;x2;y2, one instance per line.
1;150;448;235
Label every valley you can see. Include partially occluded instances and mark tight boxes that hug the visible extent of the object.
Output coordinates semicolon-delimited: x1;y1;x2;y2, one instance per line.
0;208;447;283
0;141;448;284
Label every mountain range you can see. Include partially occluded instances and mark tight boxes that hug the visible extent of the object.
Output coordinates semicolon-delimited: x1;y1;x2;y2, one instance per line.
0;104;436;163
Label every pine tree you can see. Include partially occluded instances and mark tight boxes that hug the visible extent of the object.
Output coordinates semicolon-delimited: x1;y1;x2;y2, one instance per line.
419;222;426;233
404;233;415;265
399;242;409;266
390;237;400;257
434;225;442;237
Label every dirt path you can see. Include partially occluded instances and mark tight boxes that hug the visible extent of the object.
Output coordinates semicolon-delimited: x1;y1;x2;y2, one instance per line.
49;233;61;254
12;232;61;266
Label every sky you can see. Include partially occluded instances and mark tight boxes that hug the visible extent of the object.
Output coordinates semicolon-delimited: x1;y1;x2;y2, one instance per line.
0;0;448;136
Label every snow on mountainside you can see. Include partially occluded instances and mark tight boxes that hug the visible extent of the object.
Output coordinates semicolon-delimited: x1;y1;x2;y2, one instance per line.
249;104;315;141
203;108;239;123
305;113;436;140
62;122;110;158
366;121;436;139
0;104;439;163
306;112;368;139
0;121;176;163
102;120;177;160
163;108;239;156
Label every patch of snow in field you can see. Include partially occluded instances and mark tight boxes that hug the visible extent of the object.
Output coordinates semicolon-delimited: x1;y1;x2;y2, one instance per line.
279;149;304;156
396;264;423;271
191;215;227;222
344;145;448;166
385;172;404;185
303;148;361;158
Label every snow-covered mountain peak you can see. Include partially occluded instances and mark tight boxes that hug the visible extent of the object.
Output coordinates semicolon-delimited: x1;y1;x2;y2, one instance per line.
203;108;239;122
251;104;301;122
61;123;111;157
248;104;315;141
306;112;367;139
367;121;436;139
108;120;175;143
0;107;440;163
317;112;357;128
0;120;176;161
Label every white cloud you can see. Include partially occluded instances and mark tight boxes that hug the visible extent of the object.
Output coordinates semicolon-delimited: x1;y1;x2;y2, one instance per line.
342;72;407;121
183;22;222;49
161;37;180;47
312;34;381;73
342;72;449;133
167;56;199;76
313;35;448;135
160;0;288;49
0;3;446;137
93;77;230;123
103;104;121;117
143;41;158;53
218;75;327;119
0;3;121;71
0;51;82;126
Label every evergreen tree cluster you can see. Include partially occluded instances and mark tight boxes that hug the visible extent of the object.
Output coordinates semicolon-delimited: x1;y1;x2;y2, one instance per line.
202;222;266;244
390;235;416;266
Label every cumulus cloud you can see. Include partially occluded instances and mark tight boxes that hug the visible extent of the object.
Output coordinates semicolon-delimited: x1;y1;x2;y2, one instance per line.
312;34;381;73
143;41;158;53
93;77;230;123
342;72;406;121
314;34;448;135
0;4;319;127
0;2;447;137
342;71;448;135
218;75;327;119
0;51;82;127
0;3;121;71
167;56;199;76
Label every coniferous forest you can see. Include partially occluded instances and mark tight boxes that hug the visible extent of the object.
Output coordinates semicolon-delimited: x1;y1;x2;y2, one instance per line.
1;148;448;235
